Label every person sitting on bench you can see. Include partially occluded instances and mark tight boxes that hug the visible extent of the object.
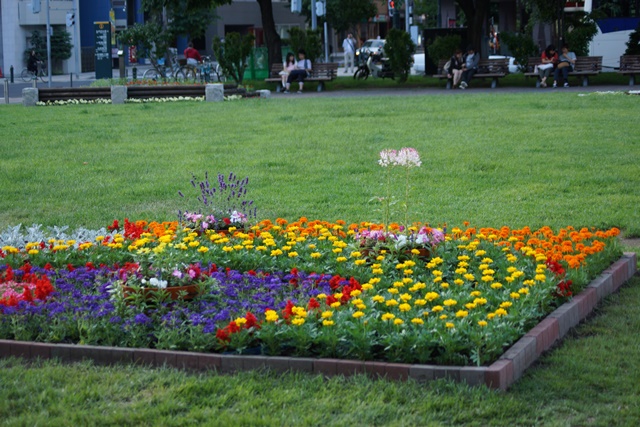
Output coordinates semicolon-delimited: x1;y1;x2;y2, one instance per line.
284;49;312;94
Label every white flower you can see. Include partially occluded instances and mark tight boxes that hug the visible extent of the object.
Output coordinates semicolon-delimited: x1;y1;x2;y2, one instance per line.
149;277;168;289
230;210;247;224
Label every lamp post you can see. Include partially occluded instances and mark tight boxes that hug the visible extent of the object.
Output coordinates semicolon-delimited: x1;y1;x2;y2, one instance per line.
46;0;52;87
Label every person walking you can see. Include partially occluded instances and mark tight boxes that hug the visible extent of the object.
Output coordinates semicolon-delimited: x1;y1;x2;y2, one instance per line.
342;33;356;73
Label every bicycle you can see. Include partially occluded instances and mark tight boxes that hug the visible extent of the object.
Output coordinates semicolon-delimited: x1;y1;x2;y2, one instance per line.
179;56;226;83
21;61;48;83
142;49;191;81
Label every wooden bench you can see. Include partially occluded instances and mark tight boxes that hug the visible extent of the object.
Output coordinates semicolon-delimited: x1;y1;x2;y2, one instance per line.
524;56;602;87
433;58;509;89
618;55;640;86
38;87;111;102
265;62;338;92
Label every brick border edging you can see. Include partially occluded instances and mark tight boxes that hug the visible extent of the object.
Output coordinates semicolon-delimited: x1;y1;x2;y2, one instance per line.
1;253;636;390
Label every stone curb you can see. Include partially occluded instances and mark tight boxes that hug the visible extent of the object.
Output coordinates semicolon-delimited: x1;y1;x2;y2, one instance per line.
0;253;636;391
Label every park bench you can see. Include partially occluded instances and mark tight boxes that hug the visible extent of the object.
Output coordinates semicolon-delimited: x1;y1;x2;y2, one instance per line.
524;56;602;87
38;87;111;102
265;62;339;92
433;58;509;89
618;55;640;86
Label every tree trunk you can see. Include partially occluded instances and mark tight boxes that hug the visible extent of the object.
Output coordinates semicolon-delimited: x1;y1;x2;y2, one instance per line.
256;0;283;71
457;0;490;52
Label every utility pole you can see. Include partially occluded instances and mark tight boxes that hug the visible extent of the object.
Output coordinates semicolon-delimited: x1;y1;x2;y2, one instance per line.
46;0;52;87
311;0;317;30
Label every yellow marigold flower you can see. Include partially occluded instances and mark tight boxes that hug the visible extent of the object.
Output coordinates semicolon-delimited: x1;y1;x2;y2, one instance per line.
455;268;467;275
368;277;381;285
400;293;412;302
28;249;39;255
395;263;406;270
376;255;385;261
372;295;385;303
310;252;322;259
434;277;443;283
351;298;363;305
535;274;546;281
478;320;488;327
455;310;468;318
322;320;334;326
441;314;450;320
352;311;365;319
255;246;267;252
288;251;299;258
265;310;279;322
425;292;439;301
307;244;316;249
330;302;341;308
458;255;470;261
411;318;424;325
470;291;482;297
445;322;455;329
473;298;487;305
292;318;305;326
386;299;399;307
475;250;486;257
443;299;457;307
336;256;347;262
518;287;529;295
431;257;444;264
487;313;497;320
95;236;105;242
361;283;373;291
478;264;488;271
388;288;399;295
481;275;493;282
404;260;416;267
491;282;503;289
505;277;515;283
399;303;412;312
354;259;367;266
372;268;384;275
392;281;404;288
333;293;343;300
393;318;404;325
432;270;443;277
464;274;475;281
317;293;327;299
507;266;518;273
321;311;333;319
350;251;362;258
197;246;209;253
500;301;512;308
432;305;444;312
481;257;493;264
356;303;366;310
235;318;247;327
292;307;308;317
381;313;395;321
523;279;535;286
440;282;449;289
494;308;508;317
414;299;426;306
465;303;476;310
510;292;520;299
453;279;464;286
332;248;343;254
402;277;413;284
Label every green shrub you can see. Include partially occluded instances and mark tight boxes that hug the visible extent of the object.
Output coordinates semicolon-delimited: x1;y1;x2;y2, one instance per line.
625;23;640;55
285;27;323;63
385;28;416;83
500;32;539;70
427;35;461;61
564;12;599;56
213;32;255;85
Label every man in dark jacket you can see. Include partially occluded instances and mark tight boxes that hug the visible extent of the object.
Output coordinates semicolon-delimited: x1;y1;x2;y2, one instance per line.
460;46;479;89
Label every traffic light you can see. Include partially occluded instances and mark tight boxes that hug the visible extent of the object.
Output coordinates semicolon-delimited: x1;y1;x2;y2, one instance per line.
291;0;301;13
316;1;325;17
66;12;75;27
388;0;395;12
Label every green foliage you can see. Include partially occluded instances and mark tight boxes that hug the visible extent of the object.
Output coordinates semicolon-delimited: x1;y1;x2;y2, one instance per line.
325;0;377;33
427;35;462;61
141;0;230;37
23;29;73;66
625;23;640;55
500;32;539;70
384;28;416;83
564;12;599;56
285;27;323;63
118;22;173;66
413;0;438;28
212;32;255;85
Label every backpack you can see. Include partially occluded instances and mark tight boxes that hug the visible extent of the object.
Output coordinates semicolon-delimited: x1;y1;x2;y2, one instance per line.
443;60;451;75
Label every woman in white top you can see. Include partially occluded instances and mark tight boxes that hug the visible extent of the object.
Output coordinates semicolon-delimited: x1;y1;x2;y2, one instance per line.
285;49;312;94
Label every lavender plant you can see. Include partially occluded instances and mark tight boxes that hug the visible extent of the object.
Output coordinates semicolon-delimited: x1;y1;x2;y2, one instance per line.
178;172;257;231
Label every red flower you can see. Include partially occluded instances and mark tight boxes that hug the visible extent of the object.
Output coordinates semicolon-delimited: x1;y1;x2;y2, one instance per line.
222;218;231;225
325;295;337;306
244;312;259;329
85;262;95;270
107;219;120;231
282;300;295;320
20;264;32;274
43;263;53;271
22;285;34;303
307;297;321;310
67;264;75;272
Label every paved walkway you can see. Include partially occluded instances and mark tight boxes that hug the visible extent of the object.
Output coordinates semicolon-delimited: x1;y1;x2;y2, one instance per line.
1;66;635;105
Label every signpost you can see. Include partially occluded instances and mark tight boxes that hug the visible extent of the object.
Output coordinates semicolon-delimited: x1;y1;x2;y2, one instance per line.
94;22;112;79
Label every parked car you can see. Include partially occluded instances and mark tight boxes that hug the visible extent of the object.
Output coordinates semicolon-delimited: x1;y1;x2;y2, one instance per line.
489;55;520;73
356;39;386;63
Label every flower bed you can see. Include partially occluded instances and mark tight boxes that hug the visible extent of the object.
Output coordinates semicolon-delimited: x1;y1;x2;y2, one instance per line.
0;218;622;367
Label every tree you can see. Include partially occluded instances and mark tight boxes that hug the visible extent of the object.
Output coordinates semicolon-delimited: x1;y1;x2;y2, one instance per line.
213;32;256;84
325;0;376;33
456;0;491;52
285;27;323;63
24;29;73;73
385;28;416;82
625;23;640;55
256;0;283;72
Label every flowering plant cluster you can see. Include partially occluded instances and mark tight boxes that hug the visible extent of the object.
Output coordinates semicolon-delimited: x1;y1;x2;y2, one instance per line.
37;99;112;106
0;264;55;307
125;96;205;103
0;219;622;365
355;224;446;252
179;172;256;232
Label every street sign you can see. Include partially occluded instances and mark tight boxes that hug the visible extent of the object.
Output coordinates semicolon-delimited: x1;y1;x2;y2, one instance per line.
94;22;113;80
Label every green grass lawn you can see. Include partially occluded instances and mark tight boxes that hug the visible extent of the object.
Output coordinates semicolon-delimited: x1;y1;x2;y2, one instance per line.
1;93;639;425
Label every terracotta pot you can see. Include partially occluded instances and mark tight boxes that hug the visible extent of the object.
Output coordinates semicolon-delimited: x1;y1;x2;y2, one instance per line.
122;284;202;301
404;247;431;260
